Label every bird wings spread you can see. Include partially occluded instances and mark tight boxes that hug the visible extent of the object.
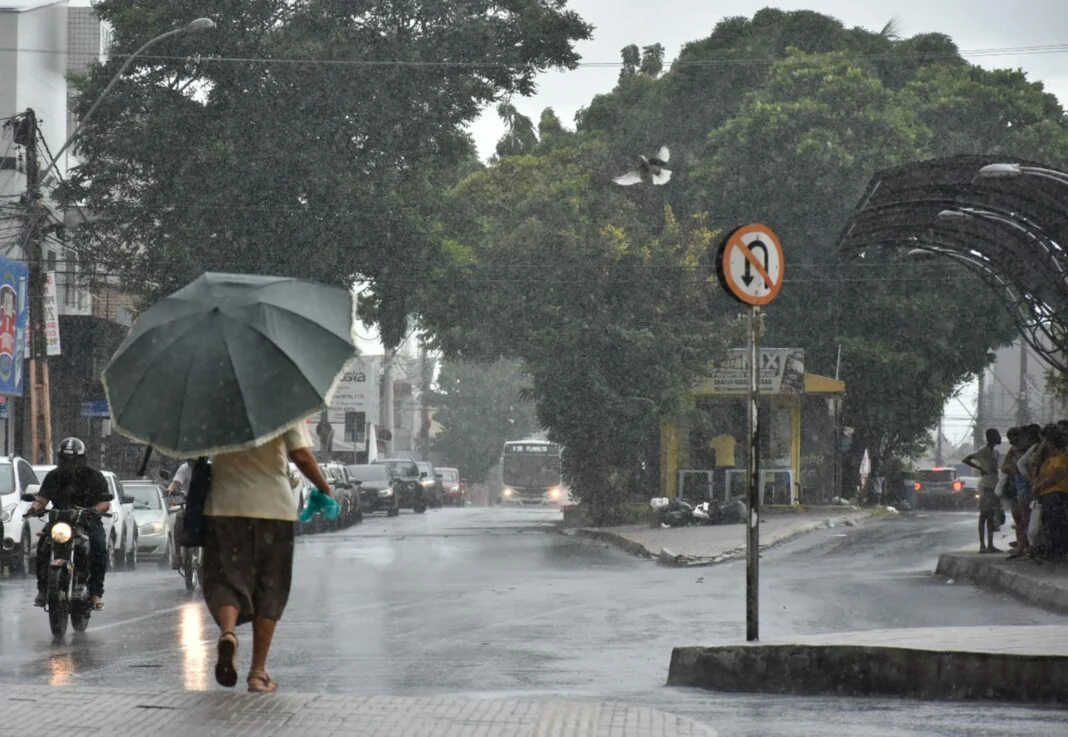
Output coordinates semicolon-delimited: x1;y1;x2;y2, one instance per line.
613;171;644;186
651;168;672;186
655;146;670;164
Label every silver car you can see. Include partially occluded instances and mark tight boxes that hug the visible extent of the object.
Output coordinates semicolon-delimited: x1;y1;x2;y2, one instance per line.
124;480;175;568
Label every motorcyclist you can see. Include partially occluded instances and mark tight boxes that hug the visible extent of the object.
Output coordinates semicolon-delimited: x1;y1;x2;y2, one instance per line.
26;438;112;610
165;459;194;568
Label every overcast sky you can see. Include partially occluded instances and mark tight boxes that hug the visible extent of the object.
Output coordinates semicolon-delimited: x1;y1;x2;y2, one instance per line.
468;0;1068;159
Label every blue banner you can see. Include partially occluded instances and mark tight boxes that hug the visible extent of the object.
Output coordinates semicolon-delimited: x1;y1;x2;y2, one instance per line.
81;400;110;418
0;257;28;397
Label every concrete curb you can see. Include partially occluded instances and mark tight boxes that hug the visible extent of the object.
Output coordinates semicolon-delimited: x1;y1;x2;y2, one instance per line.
935;552;1068;614
667;643;1068;703
572;527;655;558
574;511;875;567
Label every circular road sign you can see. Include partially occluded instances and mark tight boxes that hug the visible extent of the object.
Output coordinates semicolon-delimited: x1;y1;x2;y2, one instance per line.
716;223;785;306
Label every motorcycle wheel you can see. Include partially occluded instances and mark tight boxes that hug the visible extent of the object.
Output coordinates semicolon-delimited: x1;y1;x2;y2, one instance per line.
47;568;69;638
183;549;196;592
15;527;32;577
413;502;427;514
126;535;138;570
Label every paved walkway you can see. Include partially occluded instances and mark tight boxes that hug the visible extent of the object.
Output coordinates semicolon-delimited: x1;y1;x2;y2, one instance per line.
576;508;877;565
936;550;1068;613
0;687;717;737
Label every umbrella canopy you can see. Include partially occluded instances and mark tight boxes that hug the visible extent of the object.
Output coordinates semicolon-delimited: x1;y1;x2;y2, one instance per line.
104;272;356;456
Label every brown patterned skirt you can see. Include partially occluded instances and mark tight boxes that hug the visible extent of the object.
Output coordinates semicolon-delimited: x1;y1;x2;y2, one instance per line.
201;516;295;626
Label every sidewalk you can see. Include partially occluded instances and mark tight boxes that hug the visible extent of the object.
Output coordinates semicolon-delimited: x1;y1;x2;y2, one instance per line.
936;549;1068;614
669;625;1068;702
574;508;879;566
0;687;717;737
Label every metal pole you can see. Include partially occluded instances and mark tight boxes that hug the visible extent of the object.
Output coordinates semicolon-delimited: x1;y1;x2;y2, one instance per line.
1017;341;1030;427
746;305;761;642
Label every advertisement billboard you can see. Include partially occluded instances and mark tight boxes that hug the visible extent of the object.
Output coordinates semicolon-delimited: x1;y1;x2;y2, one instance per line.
0;258;29;397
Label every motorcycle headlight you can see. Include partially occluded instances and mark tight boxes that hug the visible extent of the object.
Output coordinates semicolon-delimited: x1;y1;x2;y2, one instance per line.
420;478;434;488
1;503;14;523
378;488;394;497
140;521;164;534
51;522;73;544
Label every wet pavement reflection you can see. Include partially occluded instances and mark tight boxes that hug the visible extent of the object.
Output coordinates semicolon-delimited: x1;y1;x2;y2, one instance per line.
0;507;1064;736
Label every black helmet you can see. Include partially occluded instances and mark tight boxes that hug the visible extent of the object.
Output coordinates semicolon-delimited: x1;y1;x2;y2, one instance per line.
57;437;86;460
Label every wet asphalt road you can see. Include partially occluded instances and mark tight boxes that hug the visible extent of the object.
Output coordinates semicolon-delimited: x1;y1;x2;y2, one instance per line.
1;506;1066;736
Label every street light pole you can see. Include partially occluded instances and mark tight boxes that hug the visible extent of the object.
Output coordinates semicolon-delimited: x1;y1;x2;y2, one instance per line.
22;18;214;463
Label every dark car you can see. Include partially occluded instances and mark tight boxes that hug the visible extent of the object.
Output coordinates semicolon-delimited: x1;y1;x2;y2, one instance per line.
348;464;400;516
372;458;428;513
907;467;972;510
415;461;444;508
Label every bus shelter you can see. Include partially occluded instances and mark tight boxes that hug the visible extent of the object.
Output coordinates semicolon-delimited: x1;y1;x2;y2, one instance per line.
659;349;845;505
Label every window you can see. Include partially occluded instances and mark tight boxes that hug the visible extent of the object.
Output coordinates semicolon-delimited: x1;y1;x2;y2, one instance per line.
46;251;57;271
0;463;15;495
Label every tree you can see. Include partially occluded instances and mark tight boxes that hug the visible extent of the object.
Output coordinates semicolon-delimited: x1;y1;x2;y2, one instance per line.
619;44;640;82
422;136;731;523
63;0;592;346
640;43;665;78
494;102;539;160
431;359;539;483
479;10;1068;499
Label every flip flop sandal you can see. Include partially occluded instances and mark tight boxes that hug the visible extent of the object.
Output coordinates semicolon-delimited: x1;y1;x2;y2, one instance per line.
91;597;105;611
215;632;239;688
247;670;278;694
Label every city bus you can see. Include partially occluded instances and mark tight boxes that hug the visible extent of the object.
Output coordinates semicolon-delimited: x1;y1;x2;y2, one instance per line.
499;439;567;506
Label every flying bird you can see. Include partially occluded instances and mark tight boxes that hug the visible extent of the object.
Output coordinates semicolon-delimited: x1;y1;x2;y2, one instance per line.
613;145;672;186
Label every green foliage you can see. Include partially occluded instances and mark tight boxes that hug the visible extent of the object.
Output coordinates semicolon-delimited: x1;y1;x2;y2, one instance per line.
63;0;591;346
422;137;728;523
431;359;539;483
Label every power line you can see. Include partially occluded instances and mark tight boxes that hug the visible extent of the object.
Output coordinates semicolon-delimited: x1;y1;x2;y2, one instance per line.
2;42;1068;69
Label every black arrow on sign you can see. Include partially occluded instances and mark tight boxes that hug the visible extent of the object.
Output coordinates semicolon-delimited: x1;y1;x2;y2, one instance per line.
741;240;770;288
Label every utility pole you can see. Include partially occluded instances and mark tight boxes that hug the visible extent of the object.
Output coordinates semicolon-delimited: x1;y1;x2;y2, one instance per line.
382;347;394;457
419;339;430;462
1016;341;1030;427
974;369;986;449
934;415;944;467
20;109;52;465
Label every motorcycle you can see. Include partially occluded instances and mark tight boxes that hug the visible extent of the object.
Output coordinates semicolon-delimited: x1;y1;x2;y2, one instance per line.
651;497;698;527
692;498;748;526
23;494;110;637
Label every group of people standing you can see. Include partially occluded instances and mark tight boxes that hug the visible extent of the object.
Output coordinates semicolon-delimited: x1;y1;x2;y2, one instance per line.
965;422;1068;560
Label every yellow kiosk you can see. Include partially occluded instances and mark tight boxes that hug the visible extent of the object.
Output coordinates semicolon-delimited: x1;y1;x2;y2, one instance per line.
660;348;845;504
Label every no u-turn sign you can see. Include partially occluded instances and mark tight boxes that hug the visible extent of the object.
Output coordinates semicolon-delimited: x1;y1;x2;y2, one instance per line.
715;223;785;306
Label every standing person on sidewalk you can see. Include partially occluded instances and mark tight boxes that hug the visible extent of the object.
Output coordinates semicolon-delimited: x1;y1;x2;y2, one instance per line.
963;428;1002;554
1001;428;1026;558
1034;424;1068;561
204;422;333;693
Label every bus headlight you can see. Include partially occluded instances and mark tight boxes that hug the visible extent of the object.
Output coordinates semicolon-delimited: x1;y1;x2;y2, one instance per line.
502;488;515;497
548;486;562;501
51;523;73;544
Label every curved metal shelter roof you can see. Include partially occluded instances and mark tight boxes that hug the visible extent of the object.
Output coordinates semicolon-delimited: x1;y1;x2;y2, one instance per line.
837;155;1068;373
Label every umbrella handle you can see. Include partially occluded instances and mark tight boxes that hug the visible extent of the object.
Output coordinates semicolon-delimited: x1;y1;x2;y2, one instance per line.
137;445;154;477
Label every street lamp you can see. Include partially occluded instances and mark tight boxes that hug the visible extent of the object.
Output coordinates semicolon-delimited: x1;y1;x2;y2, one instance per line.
977;163;1068;187
41;17;216;181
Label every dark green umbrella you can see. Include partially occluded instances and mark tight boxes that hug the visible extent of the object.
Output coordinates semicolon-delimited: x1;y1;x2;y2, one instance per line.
104;272;356;456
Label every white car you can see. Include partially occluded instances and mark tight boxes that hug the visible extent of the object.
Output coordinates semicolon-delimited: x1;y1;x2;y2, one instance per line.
102;471;139;571
0;457;42;576
123;480;174;568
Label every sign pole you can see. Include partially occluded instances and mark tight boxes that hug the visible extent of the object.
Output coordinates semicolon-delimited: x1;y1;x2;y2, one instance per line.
746;305;761;642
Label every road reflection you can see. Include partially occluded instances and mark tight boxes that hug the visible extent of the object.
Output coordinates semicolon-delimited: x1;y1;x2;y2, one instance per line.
179;601;208;690
49;651;74;686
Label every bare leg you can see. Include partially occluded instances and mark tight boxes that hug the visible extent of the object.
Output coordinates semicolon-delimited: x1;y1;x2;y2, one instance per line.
986;517;997;551
214;605;240;688
216;605;238;633
979;513;989;552
251;617;277;673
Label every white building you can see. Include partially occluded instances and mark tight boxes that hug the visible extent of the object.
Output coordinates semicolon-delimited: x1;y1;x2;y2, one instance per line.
981;338;1065;430
0;0;97;314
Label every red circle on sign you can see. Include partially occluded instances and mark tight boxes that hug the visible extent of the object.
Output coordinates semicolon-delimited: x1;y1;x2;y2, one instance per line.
719;223;784;306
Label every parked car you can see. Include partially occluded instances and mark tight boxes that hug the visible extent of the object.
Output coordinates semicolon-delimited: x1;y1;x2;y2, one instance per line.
372;458;427;513
415;461;445;508
437;467;466;507
1;456;42;575
101;471;139;570
123;480;175;568
347;464;400;516
319;463;362;528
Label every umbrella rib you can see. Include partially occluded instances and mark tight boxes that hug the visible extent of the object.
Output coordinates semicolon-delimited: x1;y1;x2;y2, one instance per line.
218;317;257;445
236;312;342;392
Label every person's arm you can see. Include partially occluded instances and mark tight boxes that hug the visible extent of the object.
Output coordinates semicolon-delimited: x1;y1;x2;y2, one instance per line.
27;473;56;516
289;448;332;497
90;471;112;514
284;424;332;496
962;453;980;471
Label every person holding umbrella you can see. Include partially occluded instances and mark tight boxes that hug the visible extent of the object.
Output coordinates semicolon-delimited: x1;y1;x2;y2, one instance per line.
103;273;358;693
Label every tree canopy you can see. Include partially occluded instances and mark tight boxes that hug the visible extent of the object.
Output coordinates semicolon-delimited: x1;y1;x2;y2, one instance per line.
64;0;591;346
